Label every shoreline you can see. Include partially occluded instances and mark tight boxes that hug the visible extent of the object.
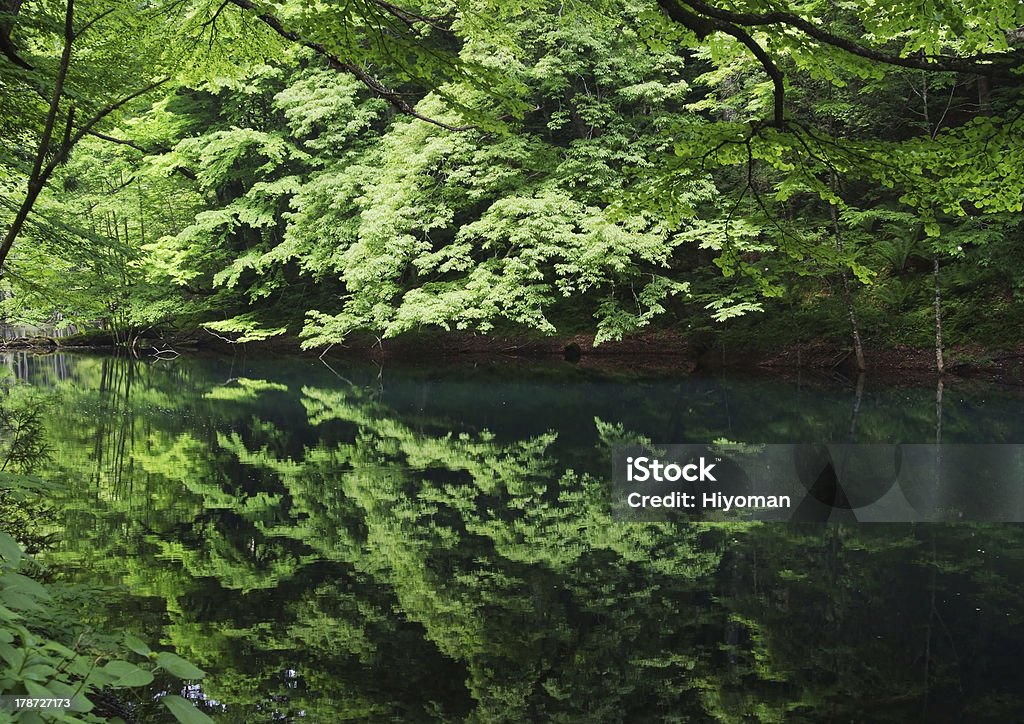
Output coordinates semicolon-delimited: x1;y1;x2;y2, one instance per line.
3;328;1024;384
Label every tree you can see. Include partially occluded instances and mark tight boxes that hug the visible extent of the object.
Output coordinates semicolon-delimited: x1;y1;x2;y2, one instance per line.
657;0;1023;129
647;0;1023;365
0;0;169;273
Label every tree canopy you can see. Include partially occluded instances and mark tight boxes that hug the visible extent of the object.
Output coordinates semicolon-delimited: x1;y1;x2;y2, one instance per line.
1;0;1022;357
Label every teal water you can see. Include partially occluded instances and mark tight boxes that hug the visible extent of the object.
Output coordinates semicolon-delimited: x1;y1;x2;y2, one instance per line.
5;352;1024;722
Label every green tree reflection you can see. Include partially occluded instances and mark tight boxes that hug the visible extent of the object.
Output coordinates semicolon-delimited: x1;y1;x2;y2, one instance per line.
22;354;1024;722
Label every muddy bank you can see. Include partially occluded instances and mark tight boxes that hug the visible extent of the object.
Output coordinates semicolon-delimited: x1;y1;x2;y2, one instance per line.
4;329;1024;384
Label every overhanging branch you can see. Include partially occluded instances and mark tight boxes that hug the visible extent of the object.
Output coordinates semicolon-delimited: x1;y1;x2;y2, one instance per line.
719;24;785;128
86;130;198;180
662;0;1021;78
226;0;471;132
659;0;1022;130
0;0;32;69
661;0;786;127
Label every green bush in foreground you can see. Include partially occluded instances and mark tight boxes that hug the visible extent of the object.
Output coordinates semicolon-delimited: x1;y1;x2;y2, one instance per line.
0;529;213;723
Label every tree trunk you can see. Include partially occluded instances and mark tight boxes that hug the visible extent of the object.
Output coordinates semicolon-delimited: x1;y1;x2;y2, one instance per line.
922;75;946;377
828;186;866;373
934;257;944;374
843;278;866;373
0;0;74;274
0;0;164;275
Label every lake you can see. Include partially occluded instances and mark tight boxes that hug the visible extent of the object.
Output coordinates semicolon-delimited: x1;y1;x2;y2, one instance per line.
4;351;1024;722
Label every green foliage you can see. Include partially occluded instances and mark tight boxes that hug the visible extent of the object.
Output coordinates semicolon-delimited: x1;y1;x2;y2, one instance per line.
3;0;1023;350
4;2;1024;721
203;315;288;343
0;528;213;723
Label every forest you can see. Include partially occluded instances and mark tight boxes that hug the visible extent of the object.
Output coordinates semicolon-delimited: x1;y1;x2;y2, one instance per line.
2;0;1024;722
1;0;1022;369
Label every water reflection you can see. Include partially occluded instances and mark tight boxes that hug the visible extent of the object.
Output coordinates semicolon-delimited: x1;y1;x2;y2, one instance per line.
8;352;1024;722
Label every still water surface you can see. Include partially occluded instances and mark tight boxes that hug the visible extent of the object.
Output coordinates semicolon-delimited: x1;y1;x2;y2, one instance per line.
5;352;1024;722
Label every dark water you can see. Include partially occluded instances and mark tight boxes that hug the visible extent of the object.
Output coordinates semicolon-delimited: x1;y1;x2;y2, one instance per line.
5;352;1024;722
